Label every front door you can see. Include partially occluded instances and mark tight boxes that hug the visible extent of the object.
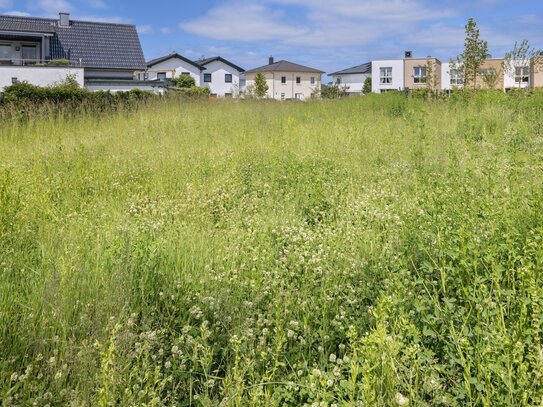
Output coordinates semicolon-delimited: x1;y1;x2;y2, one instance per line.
22;45;37;65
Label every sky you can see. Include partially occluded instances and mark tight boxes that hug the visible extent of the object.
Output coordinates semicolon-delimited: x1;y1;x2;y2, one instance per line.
2;0;543;77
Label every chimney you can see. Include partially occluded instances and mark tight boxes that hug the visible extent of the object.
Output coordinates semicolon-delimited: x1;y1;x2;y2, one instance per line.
59;12;70;27
404;51;412;58
269;56;274;65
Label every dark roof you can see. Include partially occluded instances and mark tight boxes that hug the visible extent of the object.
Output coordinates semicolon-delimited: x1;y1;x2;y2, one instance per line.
0;14;146;70
195;56;244;73
329;62;372;76
147;53;205;70
245;60;324;74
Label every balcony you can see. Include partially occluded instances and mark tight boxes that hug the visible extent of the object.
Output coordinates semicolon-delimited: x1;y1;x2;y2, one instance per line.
0;61;85;91
0;57;82;67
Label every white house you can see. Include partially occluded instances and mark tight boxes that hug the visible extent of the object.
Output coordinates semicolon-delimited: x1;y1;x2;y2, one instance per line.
244;57;324;100
195;56;244;97
0;12;150;92
371;59;404;93
329;62;371;94
145;53;205;86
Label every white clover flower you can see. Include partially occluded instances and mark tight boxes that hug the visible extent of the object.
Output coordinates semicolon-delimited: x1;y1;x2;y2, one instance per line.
171;345;179;355
329;353;337;363
10;372;18;382
165;361;172;369
326;379;334;388
395;392;409;406
54;371;62;381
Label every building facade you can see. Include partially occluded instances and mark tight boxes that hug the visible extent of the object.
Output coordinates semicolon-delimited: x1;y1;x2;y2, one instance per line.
195;57;245;97
145;53;204;86
0;12;148;92
244;57;323;100
329;62;371;94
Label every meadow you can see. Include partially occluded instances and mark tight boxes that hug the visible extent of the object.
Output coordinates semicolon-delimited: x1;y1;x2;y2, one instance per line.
1;91;543;406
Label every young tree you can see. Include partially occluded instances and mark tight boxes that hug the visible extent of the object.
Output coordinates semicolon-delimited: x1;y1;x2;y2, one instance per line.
254;72;269;98
452;18;490;89
362;77;372;94
320;83;349;99
503;39;543;88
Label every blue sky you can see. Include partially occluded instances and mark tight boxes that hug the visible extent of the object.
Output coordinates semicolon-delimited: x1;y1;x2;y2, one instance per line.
3;0;543;76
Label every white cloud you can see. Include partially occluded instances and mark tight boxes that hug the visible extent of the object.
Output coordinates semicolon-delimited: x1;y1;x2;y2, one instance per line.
159;27;173;34
137;24;154;34
179;3;308;41
0;0;13;8
3;10;31;16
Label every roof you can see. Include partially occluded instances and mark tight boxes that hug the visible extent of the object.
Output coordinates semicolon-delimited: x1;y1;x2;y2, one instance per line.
0;14;146;70
329;62;371;76
195;56;244;72
245;60;324;74
147;53;205;70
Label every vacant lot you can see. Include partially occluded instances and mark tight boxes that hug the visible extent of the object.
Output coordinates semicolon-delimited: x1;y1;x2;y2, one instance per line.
1;92;543;406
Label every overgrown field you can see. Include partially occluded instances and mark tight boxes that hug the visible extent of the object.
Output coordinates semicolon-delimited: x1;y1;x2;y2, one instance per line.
1;92;543;406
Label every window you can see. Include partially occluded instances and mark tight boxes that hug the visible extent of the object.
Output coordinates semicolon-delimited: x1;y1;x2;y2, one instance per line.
11;77;18;84
181;72;190;76
310;77;315;85
138;73;149;81
225;93;232;98
225;74;233;83
157;72;166;80
380;67;392;84
204;73;212;83
336;77;341;84
0;44;10;62
22;45;37;64
515;66;529;83
296;76;301;84
281;76;287;84
281;93;286;100
413;66;427;84
450;69;463;86
295;93;303;99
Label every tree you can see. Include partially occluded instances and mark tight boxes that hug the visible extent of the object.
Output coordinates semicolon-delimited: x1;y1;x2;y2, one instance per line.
481;68;500;89
452;18;490;89
503;39;543;88
363;77;372;94
171;75;195;89
254;73;269;98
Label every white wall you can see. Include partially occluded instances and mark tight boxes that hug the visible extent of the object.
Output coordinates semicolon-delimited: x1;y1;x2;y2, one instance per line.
147;57;202;86
85;81;165;94
331;73;370;94
200;60;242;97
503;59;530;90
0;66;84;91
441;62;452;91
371;60;404;93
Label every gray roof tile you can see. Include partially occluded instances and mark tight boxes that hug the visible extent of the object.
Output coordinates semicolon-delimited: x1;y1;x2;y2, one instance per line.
329;62;372;76
0;14;146;70
245;60;324;74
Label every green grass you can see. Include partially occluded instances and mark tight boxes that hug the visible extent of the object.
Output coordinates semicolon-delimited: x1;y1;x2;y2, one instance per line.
1;92;543;406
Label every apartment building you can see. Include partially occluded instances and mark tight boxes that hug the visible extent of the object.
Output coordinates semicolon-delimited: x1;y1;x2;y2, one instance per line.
373;51;543;93
244;57;324;100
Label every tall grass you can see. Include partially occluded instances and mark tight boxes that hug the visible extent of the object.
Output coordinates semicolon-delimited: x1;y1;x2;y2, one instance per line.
1;92;543;406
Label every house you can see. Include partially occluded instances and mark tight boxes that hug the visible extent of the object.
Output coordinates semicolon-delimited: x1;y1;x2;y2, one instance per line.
145;53;205;86
195;56;244;97
328;62;371;94
0;12;152;92
244;57;324;100
371;52;442;93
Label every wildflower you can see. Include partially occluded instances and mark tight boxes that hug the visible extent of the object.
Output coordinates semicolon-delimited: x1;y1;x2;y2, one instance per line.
395;392;409;406
10;372;18;382
326;379;334;388
165;361;172;369
171;345;179;355
54;371;62;381
329;353;337;363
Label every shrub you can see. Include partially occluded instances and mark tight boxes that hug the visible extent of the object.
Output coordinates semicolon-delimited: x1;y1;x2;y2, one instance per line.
321;83;349;99
363;76;372;94
171;75;196;89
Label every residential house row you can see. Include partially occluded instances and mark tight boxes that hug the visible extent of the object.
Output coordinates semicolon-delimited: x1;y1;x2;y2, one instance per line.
0;12;325;99
331;51;543;94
